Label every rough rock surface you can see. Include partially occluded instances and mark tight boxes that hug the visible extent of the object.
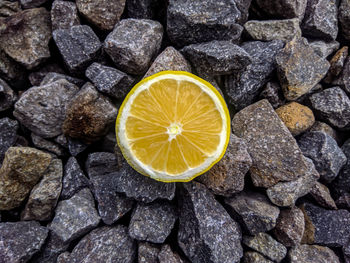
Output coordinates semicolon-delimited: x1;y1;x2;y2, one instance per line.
31;133;66;157
0;50;25;85
308;40;339;58
158;244;187;263
310;121;338;142
332;139;350;197
0;78;17;112
259;81;285;109
243;251;274;263
138;242;160;263
255;0;307;19
339;0;350;40
288;244;340;263
0;118;18;163
126;0;159;19
40;72;85;87
325;46;348;83
0;0;20;18
51;0;80;31
309;182;337;209
20;0;48;9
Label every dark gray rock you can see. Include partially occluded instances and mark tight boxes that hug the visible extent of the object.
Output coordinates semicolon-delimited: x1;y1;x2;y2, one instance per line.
31;133;66;156
129;201;177;243
0;8;51;69
339;0;350;40
86;62;134;99
0;50;25;86
40;72;85;87
13;79;79;138
289;244;340;263
61;157;90;200
243;233;287;262
301;0;338;40
67;225;136;263
181;41;251;76
138;242;160;263
76;0;126;31
231;99;309;188
298;131;347;183
20;0;48;8
325;46;348;83
309;182;337;209
235;0;253;24
224;40;284;109
0;78;17;112
158;244;187;263
310;121;338;142
53;25;101;74
224;192;280;235
104;18;163;74
276;37;330;100
0;221;49;263
332;139;350;196
0;117;18;163
49;188;100;244
331;56;350;94
243;252;274;263
55;134;68;148
308;40;339;58
255;0;307;19
51;0;80;30
28;63;65;86
178;181;243;263
67;138;88;156
301;202;350;247
167;0;243;47
259;81;285;109
57;252;70;263
335;192;350;209
126;0;158;19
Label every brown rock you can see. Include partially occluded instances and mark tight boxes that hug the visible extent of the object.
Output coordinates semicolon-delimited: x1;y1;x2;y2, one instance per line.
243;251;274;263
288;244;340;263
324;46;348;83
309;182;337;210
0;1;21;18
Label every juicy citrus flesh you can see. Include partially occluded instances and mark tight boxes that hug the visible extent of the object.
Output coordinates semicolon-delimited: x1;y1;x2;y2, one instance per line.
116;71;230;182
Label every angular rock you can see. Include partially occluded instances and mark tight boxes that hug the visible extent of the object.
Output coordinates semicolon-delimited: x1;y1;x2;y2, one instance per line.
53;25;101;73
28;63;65;86
276;37;330;100
339;0;350;40
197;134;251;196
0;117;18;163
0;147;52;210
335;192;350;209
243;252;274;263
62;83;118;144
309;121;338;142
324;46;348;83
76;0;126;31
178;181;243;263
0;1;20;18
138;242;160;263
274;207;305;247
309;182;337;209
167;0;243;47
67;138;88;156
308;40;339;58
54;134;68;149
255;0;307;19
144;46;191;78
158;244;187;263
61;157;90;200
40;72;85;88
289;244;340;263
243;233;287;262
259;81;285;109
57;252;70;263
0;221;48;263
85;62;134;99
275;102;315;136
332;139;350;196
51;0;80;31
22;159;62;221
67;225;136;263
0;78;17;112
231;99;309;187
20;0;48;8
298;131;347;183
224;192;280;235
301;202;350;246
225;40;284;109
0;50;25;85
49;188;100;244
244;18;301;42
31;133;66;156
126;0;158;19
129;201;177;243
266;157;319;207
14;79;79;138
331;56;350;93
0;8;51;69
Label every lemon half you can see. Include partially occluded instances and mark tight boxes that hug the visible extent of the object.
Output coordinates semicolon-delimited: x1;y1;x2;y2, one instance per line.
116;71;230;182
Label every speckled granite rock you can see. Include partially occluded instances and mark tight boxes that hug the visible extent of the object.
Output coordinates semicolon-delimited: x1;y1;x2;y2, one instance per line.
31;133;66;157
243;252;274;263
308;40;339;58
276;37;330;100
40;72;84;88
67;138;88;156
0;221;49;263
196;134;252;196
0;50;25;86
51;0;80;31
309;182;337;209
138;242;160;263
0;78;17;112
104;18;163;74
259;81;285;109
13;79;79;138
178;181;243;263
232;99;309;187
20;0;48;8
0;117;18;163
158;244;187;263
76;0;126;31
126;0;158;19
339;0;350;40
255;0;307;19
288;244;340;263
325;46;348;83
0;0;20;18
224;192;279;235
332;139;350;197
28;63;64;86
309;121;338;142
0;8;51;69
0;147;52;210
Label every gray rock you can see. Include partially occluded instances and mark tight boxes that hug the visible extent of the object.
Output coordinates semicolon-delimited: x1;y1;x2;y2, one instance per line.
40;72;85;87
144;46;191;78
129;201;177;243
288;244;340;263
259;81;285;109
178;181;243;263
0;78;17;112
126;0;158;19
339;0;350;40
274;207;305;247
301;202;350;246
86;62;134;99
225;40;284;110
0;147;52;210
266;157;319;207
244;18;301;42
68;225;136;263
309;121;338;142
298;131;347;183
13;79;79;138
138;242;160;263
76;0;126;31
22;159;63;221
255;0;307;19
331;56;350;94
20;0;48;8
308;40;340;58
325;46;348;83
0;0;20;18
158;244;187;263
231;99;309;187
61;157;90;200
224;192;280;235
51;0;80;31
62;83;118;144
235;0;252;24
49;188;100;244
0;221;49;263
335;192;350;209
309;182;337;209
243;252;274;263
196;134;252;197
104;18;163;74
0;8;51;69
0;117;18;163
276;37;330;100
55;134;68;148
31;133;66;157
67;138;88;156
332;139;350;196
301;0;338;40
28;63;65;86
181;40;251;76
167;0;243;47
0;50;25;85
53;25;101;73
57;252;70;263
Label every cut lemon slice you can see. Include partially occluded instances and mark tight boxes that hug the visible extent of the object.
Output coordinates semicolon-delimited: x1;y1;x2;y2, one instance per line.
116;71;230;182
